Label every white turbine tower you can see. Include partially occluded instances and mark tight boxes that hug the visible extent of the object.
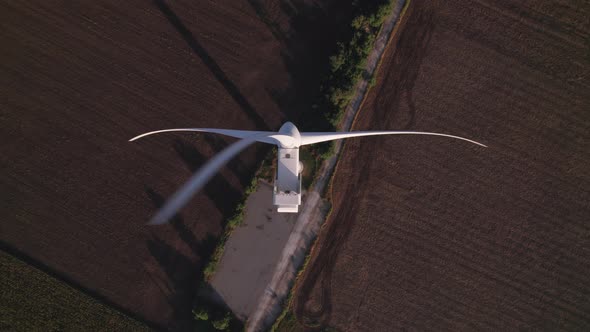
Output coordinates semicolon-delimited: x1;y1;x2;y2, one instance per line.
130;122;486;225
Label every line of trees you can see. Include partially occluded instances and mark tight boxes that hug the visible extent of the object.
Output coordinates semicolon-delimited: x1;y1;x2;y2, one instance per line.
301;0;398;160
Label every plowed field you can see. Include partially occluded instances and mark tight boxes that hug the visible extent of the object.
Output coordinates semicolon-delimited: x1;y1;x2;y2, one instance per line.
295;0;590;330
0;0;352;330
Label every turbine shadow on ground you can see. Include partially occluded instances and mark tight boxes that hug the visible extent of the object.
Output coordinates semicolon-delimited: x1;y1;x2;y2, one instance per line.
146;236;197;331
145;188;224;330
153;0;269;130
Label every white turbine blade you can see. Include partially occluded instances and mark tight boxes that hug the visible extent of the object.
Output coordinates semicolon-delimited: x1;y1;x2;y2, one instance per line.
300;131;487;147
129;128;279;145
145;134;265;225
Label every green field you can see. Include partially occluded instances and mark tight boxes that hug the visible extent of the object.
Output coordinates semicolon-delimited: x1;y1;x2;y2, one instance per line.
0;250;150;331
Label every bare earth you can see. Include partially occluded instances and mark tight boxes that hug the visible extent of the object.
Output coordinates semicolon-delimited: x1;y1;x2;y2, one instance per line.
295;0;590;330
0;1;353;330
210;181;297;320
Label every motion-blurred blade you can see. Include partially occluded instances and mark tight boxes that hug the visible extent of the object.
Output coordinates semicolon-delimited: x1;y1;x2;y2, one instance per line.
146;134;267;225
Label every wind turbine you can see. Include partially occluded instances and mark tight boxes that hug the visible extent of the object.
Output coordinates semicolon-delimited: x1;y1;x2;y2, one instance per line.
130;122;486;224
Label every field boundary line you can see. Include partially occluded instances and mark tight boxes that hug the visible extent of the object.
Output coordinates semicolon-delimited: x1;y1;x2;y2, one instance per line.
249;1;412;330
0;241;159;330
290;1;414;328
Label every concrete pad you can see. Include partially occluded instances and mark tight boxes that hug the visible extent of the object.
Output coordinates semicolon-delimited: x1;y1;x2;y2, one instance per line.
210;181;297;320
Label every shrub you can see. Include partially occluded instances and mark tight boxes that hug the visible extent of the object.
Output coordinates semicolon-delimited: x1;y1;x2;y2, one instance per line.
318;141;336;160
193;307;209;321
202;174;260;281
212;313;231;331
316;0;396;131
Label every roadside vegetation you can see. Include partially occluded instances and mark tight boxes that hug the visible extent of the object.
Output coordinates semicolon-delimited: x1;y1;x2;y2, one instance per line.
203;174;261;282
270;205;337;332
272;0;401;330
192;0;399;330
193;305;242;332
270;251;315;332
0;250;149;331
298;0;399;161
299;147;318;189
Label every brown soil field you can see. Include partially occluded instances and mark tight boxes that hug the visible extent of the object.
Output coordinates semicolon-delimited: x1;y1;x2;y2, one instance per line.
0;0;353;330
294;0;590;330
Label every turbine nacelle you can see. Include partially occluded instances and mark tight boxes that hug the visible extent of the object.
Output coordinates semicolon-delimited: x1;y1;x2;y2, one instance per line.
277;122;301;148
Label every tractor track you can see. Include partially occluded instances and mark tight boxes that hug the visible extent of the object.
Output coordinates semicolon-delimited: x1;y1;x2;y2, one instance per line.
291;0;590;330
292;2;433;329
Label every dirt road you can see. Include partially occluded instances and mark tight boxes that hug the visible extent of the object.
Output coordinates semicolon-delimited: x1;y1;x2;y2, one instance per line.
246;1;408;330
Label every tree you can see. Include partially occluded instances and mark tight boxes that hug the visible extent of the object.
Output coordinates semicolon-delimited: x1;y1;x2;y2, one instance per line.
193;307;209;321
212;313;231;331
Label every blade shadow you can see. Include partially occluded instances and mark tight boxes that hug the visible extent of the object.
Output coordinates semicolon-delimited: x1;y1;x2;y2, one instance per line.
145;188;243;330
153;0;270;130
